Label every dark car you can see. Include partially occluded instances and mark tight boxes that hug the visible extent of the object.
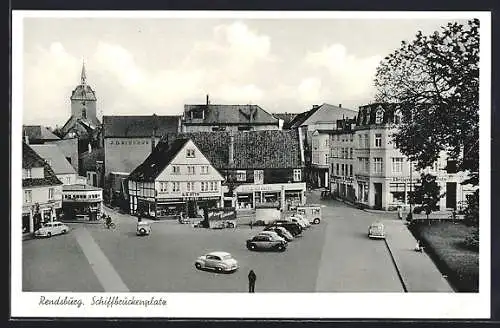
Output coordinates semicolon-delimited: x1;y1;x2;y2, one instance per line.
246;234;287;252
263;226;294;241
268;221;302;237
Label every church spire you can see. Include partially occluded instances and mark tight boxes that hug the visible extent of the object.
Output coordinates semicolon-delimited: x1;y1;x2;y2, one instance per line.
81;60;87;85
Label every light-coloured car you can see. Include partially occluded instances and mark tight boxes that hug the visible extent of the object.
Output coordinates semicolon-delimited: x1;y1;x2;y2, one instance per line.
136;221;152;236
368;222;386;239
35;221;69;238
257;230;286;242
291;214;311;228
288;215;308;229
195;251;239;273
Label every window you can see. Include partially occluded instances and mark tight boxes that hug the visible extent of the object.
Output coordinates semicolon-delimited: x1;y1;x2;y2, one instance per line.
186;149;196;158
375;134;382;148
254;170;264;184
188;166;195;175
336;163;340;175
446;160;458;174
350;164;353;177
350;134;353;142
210;181;218;191
358;135;363;148
200;166;209;174
236;170;247;182
66;177;71;184
201;182;209;192
324;139;329;148
293;169;302;182
172;166;180;174
172;182;180;192
24;190;32;203
25;169;32;179
373;157;383;173
48;188;54;200
359;158;370;173
391;158;404;174
375;106;384;124
66;157;72;164
349;148;353;159
186;182;194;192
364;134;370;148
159;182;168;192
324;153;328;164
341;164;345;176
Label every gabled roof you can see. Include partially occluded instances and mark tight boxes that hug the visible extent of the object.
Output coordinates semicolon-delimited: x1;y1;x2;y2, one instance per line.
128;138;190;182
356;103;399;127
159;130;303;170
289;103;357;128
30;144;76;175
103;115;180;138
23;125;61;142
22;143;63;187
183;104;279;125
272;113;299;128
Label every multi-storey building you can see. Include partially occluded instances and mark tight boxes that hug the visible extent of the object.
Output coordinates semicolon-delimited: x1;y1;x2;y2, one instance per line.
329;118;357;201
310;130;331;188
351;103;475;211
128;138;224;218
62;184;103;221
181;95;280;132
173;130;307;211
22;142;63;234
30;144;83;185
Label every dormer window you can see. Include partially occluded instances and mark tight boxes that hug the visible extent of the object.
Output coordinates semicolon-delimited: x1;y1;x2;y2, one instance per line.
375;106;385;124
82;108;87;119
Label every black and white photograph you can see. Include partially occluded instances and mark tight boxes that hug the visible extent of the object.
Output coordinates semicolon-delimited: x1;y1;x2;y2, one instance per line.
11;10;491;318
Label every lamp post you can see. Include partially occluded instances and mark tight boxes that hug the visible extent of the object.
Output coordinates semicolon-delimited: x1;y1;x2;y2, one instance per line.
409;160;413;220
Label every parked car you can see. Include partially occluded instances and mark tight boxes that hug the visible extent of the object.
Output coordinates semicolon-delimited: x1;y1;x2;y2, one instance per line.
288;214;310;229
194;251;239;273
368;221;386;239
269;221;302;237
257;230;287;242
246;234;287;252
264;226;294;242
136;221;152;236
34;221;69;238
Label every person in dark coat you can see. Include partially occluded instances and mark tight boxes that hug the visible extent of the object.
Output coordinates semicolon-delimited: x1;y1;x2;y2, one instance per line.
248;270;256;293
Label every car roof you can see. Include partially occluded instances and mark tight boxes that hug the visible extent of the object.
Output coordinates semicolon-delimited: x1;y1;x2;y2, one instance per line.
371;222;384;226
207;251;231;257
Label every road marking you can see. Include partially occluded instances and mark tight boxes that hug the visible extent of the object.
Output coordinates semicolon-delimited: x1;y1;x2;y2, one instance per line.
73;227;129;292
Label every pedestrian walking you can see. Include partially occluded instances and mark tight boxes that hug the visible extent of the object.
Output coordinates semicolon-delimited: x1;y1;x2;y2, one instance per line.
397;206;403;220
248;270;256;293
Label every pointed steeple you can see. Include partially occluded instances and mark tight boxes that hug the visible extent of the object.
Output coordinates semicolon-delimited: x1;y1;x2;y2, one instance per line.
81;60;87;85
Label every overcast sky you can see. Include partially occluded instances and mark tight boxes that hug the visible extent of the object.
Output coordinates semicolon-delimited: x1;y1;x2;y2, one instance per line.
21;16;469;127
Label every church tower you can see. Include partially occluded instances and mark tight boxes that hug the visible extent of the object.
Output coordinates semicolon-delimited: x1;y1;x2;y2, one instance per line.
70;61;100;126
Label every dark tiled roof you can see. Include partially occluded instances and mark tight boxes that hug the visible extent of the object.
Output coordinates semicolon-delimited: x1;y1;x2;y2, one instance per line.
183;104;279;125
71;84;97;101
159;130;303;170
128;138;190;182
103;115;180;138
23;125;61;142
356;103;398;127
22;143;63;187
79;147;104;172
272;113;299;128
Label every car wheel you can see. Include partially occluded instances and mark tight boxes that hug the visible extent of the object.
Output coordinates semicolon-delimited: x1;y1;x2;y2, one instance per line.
216;267;223;273
277;244;285;252
313;218;320;224
195;263;202;270
249;243;256;251
61;229;67;234
47;232;51;238
140;228;146;234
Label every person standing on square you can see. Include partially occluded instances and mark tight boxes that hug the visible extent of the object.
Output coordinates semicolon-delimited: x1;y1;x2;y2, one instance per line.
248;270;256;293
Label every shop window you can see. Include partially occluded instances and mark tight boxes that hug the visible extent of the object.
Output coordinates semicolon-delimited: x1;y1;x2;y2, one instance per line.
236;170;247;182
254;170;264;184
48;188;54;200
186;149;196;158
24;190;32;203
375;134;382;148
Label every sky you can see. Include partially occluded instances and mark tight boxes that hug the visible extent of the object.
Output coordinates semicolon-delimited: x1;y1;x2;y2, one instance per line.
20;15;470;127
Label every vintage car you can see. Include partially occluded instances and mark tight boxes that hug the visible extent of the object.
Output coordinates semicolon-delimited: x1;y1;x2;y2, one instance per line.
194;251;239;273
368;221;386;239
136;221;152;236
246;234;288;252
34;221;69;238
263;226;294;242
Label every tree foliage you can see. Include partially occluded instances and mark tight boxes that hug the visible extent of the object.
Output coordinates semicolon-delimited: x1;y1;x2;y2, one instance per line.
463;189;479;227
411;173;442;218
375;19;479;184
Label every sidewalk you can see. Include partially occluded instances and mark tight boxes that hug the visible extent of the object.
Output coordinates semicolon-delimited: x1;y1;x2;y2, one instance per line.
382;219;454;292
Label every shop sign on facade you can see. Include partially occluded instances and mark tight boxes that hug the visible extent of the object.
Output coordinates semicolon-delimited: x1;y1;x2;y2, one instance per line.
182;192;200;198
355;175;370;182
391;177;419;183
208;207;236;221
237;182;305;193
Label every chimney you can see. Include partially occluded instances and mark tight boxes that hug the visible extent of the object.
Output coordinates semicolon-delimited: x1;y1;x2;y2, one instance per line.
313;105;319;109
339;104;342;108
206;94;210;105
228;132;235;166
24;134;29;145
151;114;158;153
